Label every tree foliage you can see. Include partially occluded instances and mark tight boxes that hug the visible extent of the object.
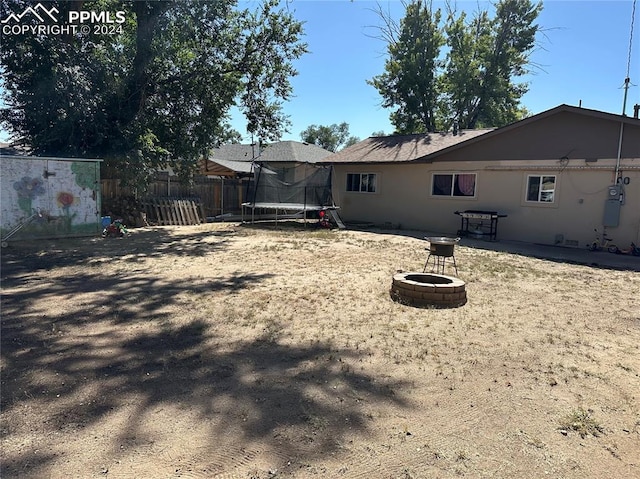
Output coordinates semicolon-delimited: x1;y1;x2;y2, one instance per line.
300;122;359;152
369;0;542;133
368;0;444;133
0;0;307;189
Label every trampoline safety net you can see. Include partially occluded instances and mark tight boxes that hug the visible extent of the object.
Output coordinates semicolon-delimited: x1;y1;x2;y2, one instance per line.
245;163;334;209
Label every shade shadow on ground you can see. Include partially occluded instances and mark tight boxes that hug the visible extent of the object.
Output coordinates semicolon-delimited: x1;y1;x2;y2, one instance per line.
1;231;410;477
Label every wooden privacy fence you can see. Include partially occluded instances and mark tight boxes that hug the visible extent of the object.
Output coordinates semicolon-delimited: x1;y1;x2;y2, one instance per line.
101;176;246;219
140;197;204;226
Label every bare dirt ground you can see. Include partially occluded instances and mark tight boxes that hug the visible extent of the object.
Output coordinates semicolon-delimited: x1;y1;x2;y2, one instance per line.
1;222;639;479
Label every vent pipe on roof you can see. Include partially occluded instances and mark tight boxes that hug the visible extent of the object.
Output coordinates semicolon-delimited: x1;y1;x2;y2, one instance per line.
634;104;640;119
452;120;459;135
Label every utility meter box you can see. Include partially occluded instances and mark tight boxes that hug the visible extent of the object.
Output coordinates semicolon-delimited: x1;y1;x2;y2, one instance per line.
607;184;623;201
603;184;622;227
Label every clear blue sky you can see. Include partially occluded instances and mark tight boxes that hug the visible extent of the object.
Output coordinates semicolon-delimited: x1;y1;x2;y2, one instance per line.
232;0;640;143
1;1;638;144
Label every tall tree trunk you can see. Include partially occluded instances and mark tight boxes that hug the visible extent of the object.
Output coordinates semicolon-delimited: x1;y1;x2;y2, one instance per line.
119;1;169;128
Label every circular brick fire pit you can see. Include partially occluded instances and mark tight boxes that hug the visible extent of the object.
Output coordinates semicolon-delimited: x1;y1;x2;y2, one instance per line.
390;272;466;308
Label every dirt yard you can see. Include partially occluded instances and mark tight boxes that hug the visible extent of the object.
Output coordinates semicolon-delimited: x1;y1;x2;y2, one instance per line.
1;223;639;478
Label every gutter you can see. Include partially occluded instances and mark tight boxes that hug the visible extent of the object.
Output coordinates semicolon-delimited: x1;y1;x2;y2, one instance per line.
484;164;640;171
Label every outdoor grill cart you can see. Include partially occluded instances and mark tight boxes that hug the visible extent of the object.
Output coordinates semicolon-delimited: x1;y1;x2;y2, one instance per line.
454;210;507;241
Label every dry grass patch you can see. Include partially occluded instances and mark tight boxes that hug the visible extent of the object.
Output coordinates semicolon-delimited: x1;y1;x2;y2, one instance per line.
559;408;605;438
1;223;639;479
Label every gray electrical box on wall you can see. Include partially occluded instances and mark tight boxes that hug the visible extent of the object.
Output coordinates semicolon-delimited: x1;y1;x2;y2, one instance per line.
603;185;623;227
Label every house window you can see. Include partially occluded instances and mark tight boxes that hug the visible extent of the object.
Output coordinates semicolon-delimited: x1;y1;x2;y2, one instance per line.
526;175;556;203
346;173;377;193
432;173;476;197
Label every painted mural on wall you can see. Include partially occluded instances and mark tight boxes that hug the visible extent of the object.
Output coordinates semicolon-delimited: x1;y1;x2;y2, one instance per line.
1;157;101;242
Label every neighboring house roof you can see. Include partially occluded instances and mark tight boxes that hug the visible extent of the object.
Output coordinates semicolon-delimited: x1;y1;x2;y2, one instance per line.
199;157;254;176
322;104;640;165
209;143;259;163
198;157;277;177
323;129;493;164
201;140;333;177
258;140;333;163
208;140;333;164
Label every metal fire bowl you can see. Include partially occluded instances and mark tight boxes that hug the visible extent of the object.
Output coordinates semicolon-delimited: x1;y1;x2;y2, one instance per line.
425;236;460;257
425;236;460;245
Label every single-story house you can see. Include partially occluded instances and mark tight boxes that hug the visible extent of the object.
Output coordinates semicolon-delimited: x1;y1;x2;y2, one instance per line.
322;104;640;246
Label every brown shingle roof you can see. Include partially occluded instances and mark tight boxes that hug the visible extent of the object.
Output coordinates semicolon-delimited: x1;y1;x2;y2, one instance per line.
259;141;333;163
210;141;332;164
322;129;493;164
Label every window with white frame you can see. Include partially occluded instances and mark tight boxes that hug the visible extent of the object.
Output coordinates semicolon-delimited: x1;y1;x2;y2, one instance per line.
432;173;476;197
346;173;377;193
526;175;556;203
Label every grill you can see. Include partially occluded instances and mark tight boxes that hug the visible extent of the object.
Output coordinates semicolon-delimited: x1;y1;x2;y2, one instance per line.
455;210;507;241
457;211;498;220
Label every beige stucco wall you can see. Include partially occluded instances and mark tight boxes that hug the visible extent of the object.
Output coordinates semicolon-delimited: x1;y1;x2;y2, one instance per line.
331;109;640;246
333;159;640;246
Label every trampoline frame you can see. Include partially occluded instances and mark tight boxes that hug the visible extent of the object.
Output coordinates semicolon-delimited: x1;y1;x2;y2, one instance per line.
241;202;338;225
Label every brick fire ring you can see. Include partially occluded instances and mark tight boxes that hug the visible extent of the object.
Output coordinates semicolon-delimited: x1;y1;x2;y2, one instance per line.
390;272;467;308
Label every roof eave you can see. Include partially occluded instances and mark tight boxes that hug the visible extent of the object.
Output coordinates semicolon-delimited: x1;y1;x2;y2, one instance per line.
413;104;640;162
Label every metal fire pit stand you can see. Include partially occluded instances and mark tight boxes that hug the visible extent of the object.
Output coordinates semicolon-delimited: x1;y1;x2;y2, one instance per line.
423;237;459;276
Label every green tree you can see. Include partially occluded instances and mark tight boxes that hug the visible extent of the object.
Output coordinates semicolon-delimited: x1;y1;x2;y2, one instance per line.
368;0;444;133
0;0;307;189
370;130;388;137
369;0;542;133
300;122;359;152
441;0;542;129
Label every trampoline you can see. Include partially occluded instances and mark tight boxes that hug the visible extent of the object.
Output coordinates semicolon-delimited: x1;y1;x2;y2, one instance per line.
242;162;339;225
